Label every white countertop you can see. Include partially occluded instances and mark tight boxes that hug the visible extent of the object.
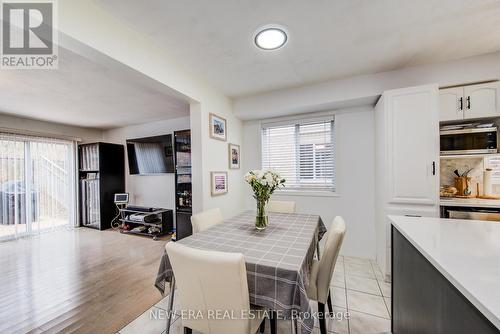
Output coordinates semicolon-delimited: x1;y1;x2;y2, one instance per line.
389;215;500;329
440;197;500;208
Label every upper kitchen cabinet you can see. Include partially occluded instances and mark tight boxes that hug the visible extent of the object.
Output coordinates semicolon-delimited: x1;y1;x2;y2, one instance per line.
439;87;464;121
379;84;440;206
464;81;500;119
439;81;500;121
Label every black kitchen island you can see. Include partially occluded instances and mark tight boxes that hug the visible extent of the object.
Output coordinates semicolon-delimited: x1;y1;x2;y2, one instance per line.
390;215;500;334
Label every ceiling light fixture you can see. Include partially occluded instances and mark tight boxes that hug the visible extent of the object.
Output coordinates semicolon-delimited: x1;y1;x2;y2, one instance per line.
254;26;287;50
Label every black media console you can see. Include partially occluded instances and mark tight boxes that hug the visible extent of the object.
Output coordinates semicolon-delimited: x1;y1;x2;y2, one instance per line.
119;206;173;240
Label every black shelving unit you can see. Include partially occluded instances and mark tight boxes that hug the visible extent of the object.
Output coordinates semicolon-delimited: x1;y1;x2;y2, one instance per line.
174;130;192;240
79;142;125;230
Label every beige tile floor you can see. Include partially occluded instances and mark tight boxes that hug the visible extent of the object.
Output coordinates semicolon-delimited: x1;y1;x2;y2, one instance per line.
119;256;391;334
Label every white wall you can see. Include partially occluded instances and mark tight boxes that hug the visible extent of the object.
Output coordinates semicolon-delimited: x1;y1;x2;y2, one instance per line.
234;51;500;120
0;113;103;142
242;107;376;258
194;102;245;218
102;116;190;210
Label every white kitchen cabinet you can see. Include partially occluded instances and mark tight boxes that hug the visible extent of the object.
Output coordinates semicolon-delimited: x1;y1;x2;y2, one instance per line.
383;84;440;206
439;87;464;121
375;84;440;280
464;81;500;119
439;81;500;121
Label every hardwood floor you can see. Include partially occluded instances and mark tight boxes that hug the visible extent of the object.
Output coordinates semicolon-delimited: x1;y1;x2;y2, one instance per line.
0;228;170;334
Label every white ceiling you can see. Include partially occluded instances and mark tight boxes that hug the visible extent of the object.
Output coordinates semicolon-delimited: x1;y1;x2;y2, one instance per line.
95;0;500;98
0;47;190;129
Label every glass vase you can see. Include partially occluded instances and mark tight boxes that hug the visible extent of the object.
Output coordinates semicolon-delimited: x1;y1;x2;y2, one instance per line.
255;199;268;230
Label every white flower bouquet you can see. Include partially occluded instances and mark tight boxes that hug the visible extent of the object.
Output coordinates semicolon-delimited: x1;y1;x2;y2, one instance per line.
244;169;286;229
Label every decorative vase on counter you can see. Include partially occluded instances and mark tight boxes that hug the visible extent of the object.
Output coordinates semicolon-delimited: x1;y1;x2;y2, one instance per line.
255;198;268;230
244;169;286;230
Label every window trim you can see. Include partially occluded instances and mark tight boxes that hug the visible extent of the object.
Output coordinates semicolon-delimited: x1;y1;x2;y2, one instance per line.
275;189;340;197
261;115;336;193
261;115;335;129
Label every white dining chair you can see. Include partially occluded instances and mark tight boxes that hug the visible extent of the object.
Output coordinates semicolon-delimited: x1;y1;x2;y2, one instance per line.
190;208;223;233
306;216;346;334
166;242;274;334
266;200;296;213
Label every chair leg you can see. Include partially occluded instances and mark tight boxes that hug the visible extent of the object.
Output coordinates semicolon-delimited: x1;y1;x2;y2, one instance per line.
270;310;277;334
318;302;327;334
165;277;176;334
259;319;266;333
183;327;192;334
327;289;334;316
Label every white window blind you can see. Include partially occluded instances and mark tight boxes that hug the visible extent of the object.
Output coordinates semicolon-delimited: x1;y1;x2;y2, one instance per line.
261;118;335;192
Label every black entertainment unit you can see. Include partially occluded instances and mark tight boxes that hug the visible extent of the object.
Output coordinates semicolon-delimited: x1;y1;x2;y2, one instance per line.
119;206;173;240
79;142;125;230
174;130;192;240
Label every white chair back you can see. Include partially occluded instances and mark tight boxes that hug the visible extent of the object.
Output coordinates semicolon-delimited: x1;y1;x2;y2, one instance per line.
315;216;346;303
266;200;296;213
191;208;223;233
166;242;252;334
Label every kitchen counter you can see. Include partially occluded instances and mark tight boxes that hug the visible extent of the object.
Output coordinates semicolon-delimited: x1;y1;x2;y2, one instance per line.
440;197;500;208
390;215;500;331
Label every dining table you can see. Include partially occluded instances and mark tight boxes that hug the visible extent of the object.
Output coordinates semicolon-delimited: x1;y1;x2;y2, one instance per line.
155;210;327;334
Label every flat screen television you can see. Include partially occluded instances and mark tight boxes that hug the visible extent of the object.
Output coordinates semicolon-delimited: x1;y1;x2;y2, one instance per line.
126;134;174;175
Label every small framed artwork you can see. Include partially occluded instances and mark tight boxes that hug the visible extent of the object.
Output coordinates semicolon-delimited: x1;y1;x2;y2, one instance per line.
209;113;227;141
228;143;240;169
211;171;228;196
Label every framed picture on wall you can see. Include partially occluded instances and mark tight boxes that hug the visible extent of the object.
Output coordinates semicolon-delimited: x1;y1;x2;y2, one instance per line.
211;171;228;196
209;113;227;141
228;143;240;169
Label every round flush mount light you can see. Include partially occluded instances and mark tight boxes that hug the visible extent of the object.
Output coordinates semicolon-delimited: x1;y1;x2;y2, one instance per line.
254;26;288;50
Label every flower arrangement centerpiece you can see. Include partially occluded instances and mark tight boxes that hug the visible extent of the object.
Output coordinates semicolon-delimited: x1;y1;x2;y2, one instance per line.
244;169;286;230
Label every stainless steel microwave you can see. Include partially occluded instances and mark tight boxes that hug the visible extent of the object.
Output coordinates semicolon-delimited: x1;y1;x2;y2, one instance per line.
440;127;498;155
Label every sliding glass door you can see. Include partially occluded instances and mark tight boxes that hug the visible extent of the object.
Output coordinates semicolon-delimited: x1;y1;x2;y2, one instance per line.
0;137;27;238
0;133;76;241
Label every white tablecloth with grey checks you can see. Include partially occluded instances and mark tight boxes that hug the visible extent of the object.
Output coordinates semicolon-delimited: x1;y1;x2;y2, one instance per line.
155;210;327;334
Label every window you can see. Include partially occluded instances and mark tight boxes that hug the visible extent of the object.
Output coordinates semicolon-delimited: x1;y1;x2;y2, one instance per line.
261;118;335;192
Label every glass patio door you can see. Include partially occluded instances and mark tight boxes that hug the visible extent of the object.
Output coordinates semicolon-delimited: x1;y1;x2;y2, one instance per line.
0;133;76;241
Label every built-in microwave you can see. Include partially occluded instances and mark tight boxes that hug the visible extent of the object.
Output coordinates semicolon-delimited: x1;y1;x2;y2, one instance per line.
440;127;498;155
